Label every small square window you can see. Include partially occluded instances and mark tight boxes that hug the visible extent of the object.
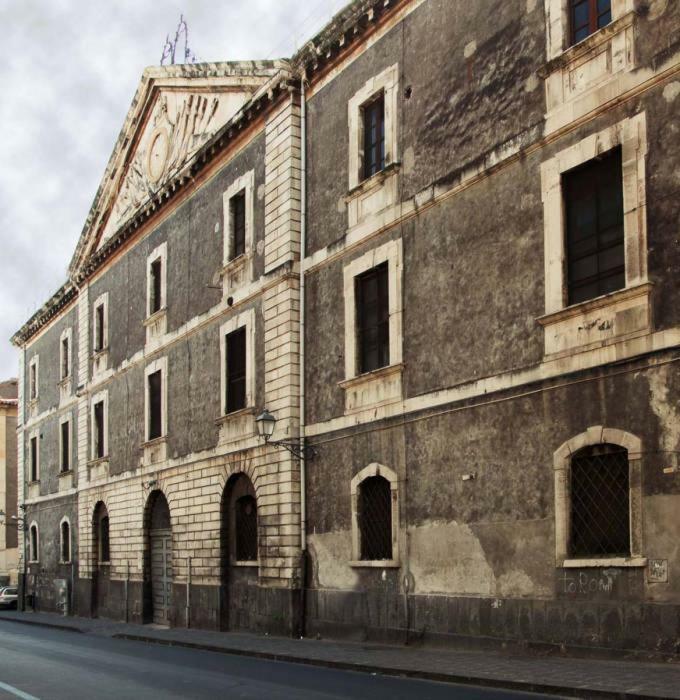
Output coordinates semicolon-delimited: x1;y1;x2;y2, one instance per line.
362;95;385;182
225;327;247;413
355;262;390;374
230;191;246;260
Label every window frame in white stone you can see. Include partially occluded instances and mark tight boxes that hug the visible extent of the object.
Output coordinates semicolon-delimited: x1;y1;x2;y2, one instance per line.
553;426;645;568
59;516;72;564
92;293;109;355
221;170;255;292
350;463;400;568
28;522;39;563
219;308;256;418
59;327;72;382
146;242;167;319
28;355;39;402
28;429;40;484
59;413;72;473
144;356;168;444
90;390;109;462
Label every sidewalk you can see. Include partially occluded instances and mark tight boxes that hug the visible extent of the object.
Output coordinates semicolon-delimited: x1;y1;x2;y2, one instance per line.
0;610;678;699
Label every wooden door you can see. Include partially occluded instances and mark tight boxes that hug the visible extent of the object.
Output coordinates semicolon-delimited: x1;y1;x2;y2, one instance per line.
150;529;172;625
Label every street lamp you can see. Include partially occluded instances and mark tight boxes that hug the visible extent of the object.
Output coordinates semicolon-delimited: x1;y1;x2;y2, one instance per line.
255;409;316;460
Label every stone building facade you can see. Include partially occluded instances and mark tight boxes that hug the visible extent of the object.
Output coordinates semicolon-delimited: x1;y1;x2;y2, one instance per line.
0;380;18;586
11;0;680;653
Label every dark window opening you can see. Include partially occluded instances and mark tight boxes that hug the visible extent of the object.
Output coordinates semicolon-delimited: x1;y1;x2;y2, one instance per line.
570;444;630;558
235;494;258;561
61;522;70;562
226;327;247;413
99;515;110;563
30;526;38;562
29;364;37;400
150;258;162;315
564;147;624;305
358;476;392;560
94;401;105;459
362;94;385;181
356;263;390;374
61;337;70;379
148;370;163;440
30;436;38;482
61;421;70;473
94;304;105;352
570;0;612;45
230;191;246;260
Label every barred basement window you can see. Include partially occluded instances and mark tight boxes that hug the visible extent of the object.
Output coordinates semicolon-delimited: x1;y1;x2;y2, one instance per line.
93;400;105;459
61;420;70;472
225;326;246;413
362;94;385;181
358;475;392;560
230;191;246;260
570;444;630;558
570;0;612;45
148;370;162;440
356;262;390;374
30;436;38;482
564;148;624;305
235;495;258;562
61;521;71;563
149;258;162;315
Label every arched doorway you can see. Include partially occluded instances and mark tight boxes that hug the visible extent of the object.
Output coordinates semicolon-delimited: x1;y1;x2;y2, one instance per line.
92;502;110;618
144;491;173;625
220;473;258;630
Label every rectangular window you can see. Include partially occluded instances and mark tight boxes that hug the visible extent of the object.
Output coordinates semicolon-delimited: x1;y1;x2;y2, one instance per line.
149;258;162;315
94;304;105;352
61;421;70;473
564;148;624;305
225;327;247;413
94;400;105;459
61;337;70;380
148;370;163;440
30;436;38;482
29;362;37;400
570;0;612;45
356;263;390;374
230;191;246;260
362;95;385;181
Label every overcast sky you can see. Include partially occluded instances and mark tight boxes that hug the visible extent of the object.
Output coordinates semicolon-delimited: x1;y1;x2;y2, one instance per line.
0;0;348;380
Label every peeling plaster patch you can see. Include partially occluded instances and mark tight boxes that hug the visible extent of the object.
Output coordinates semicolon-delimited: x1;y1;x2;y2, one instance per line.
663;82;680;103
524;73;539;93
649;366;680;453
408;521;495;595
526;0;537;12
496;570;535;596
307;531;359;589
336;196;346;213
403;146;415;175
257;183;266;201
464;40;477;59
648;0;670;20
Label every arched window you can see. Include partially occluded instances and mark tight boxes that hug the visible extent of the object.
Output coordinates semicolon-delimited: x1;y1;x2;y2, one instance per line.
60;519;71;563
570;444;630;557
29;523;39;562
351;464;399;565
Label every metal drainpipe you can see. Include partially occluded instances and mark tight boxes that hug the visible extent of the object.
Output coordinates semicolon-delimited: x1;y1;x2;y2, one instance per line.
298;77;308;638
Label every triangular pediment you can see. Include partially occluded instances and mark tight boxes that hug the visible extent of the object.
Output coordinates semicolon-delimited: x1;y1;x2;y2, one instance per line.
69;62;285;274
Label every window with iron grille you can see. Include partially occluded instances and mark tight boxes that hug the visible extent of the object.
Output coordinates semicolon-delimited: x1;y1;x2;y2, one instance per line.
235;495;258;561
226;326;247;413
149;258;162;315
563;148;624;305
61;521;70;562
356;262;390;374
61;420;70;473
358;476;392;560
99;515;110;563
30;436;38;482
148;370;163;440
230;191;246;260
570;444;630;558
362;94;385;181
94;303;105;352
61;336;70;379
93;401;105;459
570;0;612;45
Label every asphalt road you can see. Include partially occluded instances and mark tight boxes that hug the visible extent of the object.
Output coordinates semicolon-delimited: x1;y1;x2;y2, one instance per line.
0;622;561;700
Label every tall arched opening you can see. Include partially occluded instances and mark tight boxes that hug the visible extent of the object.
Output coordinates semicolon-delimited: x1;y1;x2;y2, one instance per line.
144;490;173;625
91;501;110;618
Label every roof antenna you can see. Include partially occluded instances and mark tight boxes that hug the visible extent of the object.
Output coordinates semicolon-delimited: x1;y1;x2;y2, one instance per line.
160;14;198;66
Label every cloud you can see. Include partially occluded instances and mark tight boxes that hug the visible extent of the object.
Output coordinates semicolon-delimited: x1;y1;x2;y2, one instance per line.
0;0;348;378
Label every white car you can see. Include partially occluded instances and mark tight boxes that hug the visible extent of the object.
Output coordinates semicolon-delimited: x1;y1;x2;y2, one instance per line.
0;587;18;609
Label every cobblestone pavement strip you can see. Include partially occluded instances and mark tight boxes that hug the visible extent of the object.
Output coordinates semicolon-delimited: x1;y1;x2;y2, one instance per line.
0;611;677;699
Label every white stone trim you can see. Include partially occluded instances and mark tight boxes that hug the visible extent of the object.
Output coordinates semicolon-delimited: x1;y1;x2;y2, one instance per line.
544;0;635;59
220;308;256;416
350;463;399;566
553;426;643;566
28;521;39;563
146;241;167;318
348;63;399;191
59;327;72;381
27;427;40;483
92;292;109;353
28;355;39;401
90;389;109;460
343;239;403;381
222;170;255;266
59;516;72;564
144;356;168;441
59;413;72;473
540;112;648;316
